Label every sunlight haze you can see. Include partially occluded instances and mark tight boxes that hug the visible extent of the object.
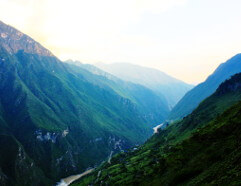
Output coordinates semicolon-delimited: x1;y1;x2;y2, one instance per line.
1;0;241;83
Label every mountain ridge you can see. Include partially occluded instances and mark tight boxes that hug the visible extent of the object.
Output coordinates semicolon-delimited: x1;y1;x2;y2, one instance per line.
95;62;193;108
0;20;53;57
64;60;170;124
75;72;241;185
0;20;169;185
169;53;241;120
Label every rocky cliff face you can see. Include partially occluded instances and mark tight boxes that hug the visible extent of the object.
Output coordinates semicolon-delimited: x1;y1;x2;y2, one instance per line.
0;21;53;56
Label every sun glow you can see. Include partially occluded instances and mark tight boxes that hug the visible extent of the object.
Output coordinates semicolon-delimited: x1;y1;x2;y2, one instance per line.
1;0;241;83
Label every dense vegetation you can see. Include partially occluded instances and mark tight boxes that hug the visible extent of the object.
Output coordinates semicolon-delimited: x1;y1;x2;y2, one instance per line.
1;20;241;186
0;21;169;185
65;61;170;126
75;73;241;185
169;53;241;120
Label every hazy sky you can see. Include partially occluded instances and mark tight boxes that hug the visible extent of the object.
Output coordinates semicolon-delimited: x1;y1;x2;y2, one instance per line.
1;0;241;84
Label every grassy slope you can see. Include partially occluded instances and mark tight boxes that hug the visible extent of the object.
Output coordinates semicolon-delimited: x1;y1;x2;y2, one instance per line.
75;73;241;185
65;62;170;126
0;47;161;184
0;20;170;185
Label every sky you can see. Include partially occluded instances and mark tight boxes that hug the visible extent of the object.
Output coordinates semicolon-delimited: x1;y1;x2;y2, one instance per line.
0;0;241;84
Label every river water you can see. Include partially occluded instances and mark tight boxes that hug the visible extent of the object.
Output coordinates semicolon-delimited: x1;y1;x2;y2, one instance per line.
56;123;163;185
56;169;94;186
153;123;163;134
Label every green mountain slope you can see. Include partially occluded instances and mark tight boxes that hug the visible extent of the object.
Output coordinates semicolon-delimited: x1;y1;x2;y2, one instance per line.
0;21;169;185
0;134;52;186
75;73;241;185
95;62;193;108
64;61;170;125
169;53;241;120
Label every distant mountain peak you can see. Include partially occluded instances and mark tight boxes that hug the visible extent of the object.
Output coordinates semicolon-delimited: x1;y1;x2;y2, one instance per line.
169;53;241;120
95;62;193;107
0;20;53;56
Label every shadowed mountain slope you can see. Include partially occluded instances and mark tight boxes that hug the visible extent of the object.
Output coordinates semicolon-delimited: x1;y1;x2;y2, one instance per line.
0;21;168;185
169;54;241;120
75;73;241;185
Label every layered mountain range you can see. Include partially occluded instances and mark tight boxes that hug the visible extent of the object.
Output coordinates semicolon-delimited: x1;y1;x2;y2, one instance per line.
0;21;170;185
1;19;241;186
95;62;193;108
75;73;241;186
64;60;170;125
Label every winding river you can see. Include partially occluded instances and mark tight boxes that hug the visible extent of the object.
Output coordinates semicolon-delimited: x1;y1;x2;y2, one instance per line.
56;124;163;185
56;169;94;186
